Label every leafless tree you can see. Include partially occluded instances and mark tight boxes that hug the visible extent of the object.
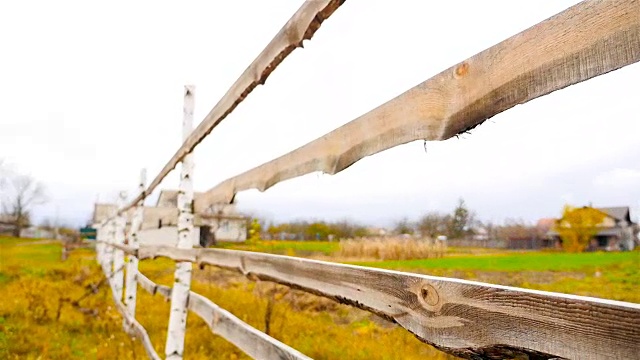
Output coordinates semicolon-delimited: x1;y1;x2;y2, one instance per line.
1;173;48;237
393;217;415;235
417;212;450;239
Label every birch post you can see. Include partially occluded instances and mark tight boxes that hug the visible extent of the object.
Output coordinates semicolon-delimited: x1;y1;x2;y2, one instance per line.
124;169;146;328
113;191;127;301
165;85;196;360
96;222;105;271
105;210;117;295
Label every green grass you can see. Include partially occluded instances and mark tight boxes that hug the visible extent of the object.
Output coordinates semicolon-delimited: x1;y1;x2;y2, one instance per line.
352;250;639;272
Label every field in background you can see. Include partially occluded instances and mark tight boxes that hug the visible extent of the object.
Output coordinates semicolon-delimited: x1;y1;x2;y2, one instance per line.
336;238;446;260
2;237;638;359
354;250;640;303
215;240;339;257
219;240;640;303
215;239;511;260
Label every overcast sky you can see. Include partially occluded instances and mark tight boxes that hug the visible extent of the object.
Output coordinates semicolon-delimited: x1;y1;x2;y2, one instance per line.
1;0;639;228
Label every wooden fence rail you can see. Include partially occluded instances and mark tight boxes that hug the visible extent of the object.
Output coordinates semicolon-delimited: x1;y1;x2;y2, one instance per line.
102;242;640;360
92;0;640;359
135;273;312;360
117;0;346;216
195;0;640;211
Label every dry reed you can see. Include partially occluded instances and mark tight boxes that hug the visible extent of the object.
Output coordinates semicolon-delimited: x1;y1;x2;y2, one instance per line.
337;237;446;261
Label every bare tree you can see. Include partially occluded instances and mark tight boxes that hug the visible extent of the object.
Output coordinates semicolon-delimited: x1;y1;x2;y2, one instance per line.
417;212;450;239
393;217;415;235
1;174;48;237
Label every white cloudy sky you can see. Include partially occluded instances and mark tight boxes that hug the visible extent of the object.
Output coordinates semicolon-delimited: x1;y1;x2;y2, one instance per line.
1;0;639;228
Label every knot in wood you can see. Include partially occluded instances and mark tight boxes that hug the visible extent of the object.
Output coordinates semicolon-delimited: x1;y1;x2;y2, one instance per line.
420;284;439;307
454;62;469;78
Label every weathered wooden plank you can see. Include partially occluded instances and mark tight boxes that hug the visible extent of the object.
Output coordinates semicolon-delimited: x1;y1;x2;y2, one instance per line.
116;0;346;215
195;0;640;211
130;245;640;360
166;85;197;360
98;241;136;254
108;281;162;360
136;272;172;299
136;273;312;360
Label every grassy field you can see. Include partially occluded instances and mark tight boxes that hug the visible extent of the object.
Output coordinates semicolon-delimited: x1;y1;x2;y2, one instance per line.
0;237;141;359
0;237;453;359
354;251;638;272
2;237;638;359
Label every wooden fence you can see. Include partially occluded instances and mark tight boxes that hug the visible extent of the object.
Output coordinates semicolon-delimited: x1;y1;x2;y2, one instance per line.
95;1;640;359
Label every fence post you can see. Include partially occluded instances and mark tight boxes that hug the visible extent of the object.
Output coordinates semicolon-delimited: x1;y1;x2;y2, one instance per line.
104;216;117;295
96;222;104;270
166;85;196;360
113;191;127;301
124;169;146;328
100;220;111;278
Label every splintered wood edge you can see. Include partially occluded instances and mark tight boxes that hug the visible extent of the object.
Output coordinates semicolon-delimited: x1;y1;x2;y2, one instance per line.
136;272;312;360
130;245;640;360
117;0;346;216
195;0;640;211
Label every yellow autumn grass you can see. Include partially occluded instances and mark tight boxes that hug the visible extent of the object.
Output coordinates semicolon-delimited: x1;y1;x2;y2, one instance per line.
0;237;456;359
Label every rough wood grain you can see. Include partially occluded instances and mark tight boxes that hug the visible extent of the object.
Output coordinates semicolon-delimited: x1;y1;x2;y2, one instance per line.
136;273;312;360
195;0;640;211
113;0;346;216
128;245;640;360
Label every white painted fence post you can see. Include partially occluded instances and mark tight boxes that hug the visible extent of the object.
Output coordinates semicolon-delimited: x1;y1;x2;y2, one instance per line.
113;191;127;301
166;85;196;360
124;169;146;328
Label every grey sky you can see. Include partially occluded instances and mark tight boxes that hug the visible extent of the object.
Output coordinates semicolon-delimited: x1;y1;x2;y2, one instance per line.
1;0;639;228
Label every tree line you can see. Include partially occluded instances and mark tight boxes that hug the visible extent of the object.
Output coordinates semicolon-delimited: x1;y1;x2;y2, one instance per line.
251;198;547;242
261;219;370;241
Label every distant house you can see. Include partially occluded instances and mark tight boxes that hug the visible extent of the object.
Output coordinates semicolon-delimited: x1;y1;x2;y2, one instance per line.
19;226;55;239
155;190;247;243
0;214;17;236
471;227;489;241
365;227;388;237
92;190;247;247
546;206;636;251
536;218;559;248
